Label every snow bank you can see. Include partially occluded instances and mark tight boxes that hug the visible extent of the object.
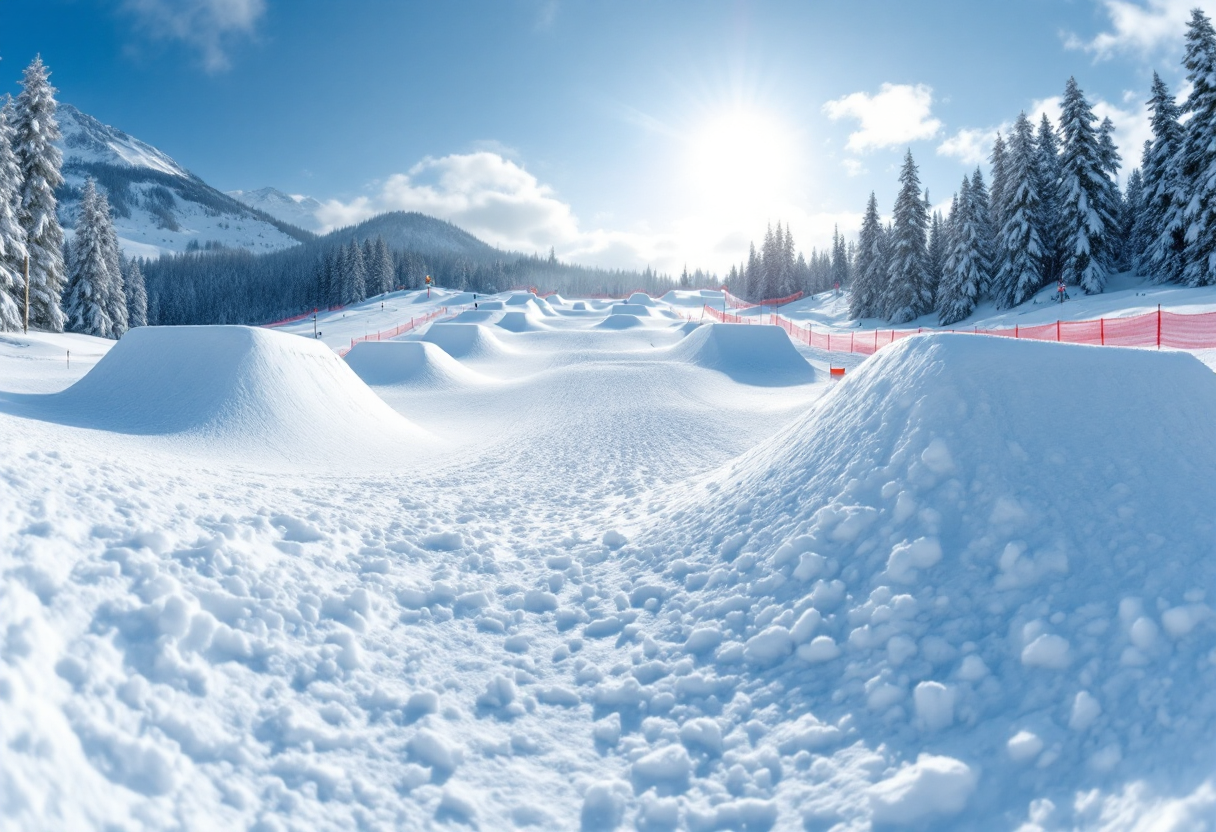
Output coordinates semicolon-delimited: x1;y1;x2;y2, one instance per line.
625;292;657;306
596;314;646;330
420;323;512;360
0;326;423;457
667;322;815;386
344;340;489;388
609;304;654;317
648;333;1216;826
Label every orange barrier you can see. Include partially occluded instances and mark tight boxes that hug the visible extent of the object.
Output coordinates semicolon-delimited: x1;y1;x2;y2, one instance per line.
336;307;448;357
701;304;1216;354
262;309;316;328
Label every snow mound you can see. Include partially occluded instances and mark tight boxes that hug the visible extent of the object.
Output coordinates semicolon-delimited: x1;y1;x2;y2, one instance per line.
545;293;567;305
420;323;511;360
1;326;422;455
449;310;497;324
344;340;489;389
656;333;1216;824
596;314;646;330
570;301;589;311
667;322;815;386
496;311;548;332
475;300;505;310
626;292;657;306
609;304;653;317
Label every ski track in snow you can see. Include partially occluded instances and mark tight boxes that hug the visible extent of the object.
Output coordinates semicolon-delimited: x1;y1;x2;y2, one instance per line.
1;289;1215;831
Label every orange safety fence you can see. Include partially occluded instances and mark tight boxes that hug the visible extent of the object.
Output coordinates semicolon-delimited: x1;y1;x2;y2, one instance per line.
699;303;1216;354
724;289;804;309
336;307;448;357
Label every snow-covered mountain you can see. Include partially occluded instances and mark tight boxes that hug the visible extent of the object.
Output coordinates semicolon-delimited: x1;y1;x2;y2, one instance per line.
227;186;325;233
55;104;313;258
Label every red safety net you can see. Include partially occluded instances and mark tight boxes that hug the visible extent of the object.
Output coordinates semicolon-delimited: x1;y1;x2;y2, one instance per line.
699;304;1216;355
336;308;448;357
723;290;804;309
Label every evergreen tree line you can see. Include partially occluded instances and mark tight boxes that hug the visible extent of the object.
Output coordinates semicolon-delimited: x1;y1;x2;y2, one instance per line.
725;222;853;302
139;236;683;326
851;9;1216;325
61;178;147;336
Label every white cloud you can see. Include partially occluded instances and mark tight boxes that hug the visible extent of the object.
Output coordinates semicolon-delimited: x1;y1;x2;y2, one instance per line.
1067;0;1212;59
822;84;942;153
122;0;265;71
937;126;1003;166
842;158;868;177
316;152;580;251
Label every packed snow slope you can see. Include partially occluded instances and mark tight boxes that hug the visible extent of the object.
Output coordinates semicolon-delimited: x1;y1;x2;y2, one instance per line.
0;326;426;465
1;292;1214;831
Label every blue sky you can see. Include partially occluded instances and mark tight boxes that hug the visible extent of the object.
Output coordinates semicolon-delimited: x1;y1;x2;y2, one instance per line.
2;0;1210;274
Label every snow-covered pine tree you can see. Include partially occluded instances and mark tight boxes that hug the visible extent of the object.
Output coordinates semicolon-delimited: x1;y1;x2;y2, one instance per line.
1035;114;1062;282
989;132;1009;235
883;150;933;323
937;175;980;325
1141;73;1186;282
0;98;25;331
124;257;147;328
831;224;849;290
1122;167;1147;271
926;197;945;304
994;112;1045;307
97;189;127;337
744;242;760;301
371;236;394;295
63;179;114;337
1058;78;1114;295
1097;117;1124;271
14;56;66;331
1178;9;1216;286
969;167;996;298
849;192;885;319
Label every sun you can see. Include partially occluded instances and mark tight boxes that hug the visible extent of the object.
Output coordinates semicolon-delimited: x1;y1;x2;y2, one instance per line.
685;108;800;215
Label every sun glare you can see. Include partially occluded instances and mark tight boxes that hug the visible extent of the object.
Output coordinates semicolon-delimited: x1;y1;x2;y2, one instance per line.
685;108;799;214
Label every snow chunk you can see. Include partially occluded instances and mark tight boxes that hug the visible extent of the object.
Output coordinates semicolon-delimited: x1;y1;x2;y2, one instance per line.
421;531;463;551
602;530;628;550
1162;604;1209;638
1021;634;1071;669
581;781;626;830
684;626;722;656
1069;691;1102;731
790;608;822;643
796;635;840;663
913;681;954;731
407;729;461;774
920;437;955;474
1007;730;1044;762
869;754;977;826
793;551;827;581
678;718;723;757
743;626;793;666
631;744;691;794
886;537;942;583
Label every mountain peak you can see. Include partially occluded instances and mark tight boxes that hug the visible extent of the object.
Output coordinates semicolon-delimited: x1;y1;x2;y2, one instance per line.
228;187;324;232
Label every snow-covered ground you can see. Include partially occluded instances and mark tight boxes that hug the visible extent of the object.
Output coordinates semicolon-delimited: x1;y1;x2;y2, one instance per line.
1;289;1214;831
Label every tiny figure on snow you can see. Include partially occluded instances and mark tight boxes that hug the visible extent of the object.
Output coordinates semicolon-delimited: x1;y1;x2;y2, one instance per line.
1056;280;1070;304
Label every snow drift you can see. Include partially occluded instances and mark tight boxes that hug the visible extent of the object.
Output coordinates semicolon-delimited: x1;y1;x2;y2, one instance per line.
596;314;646;330
0;326;424;458
496;311;548;332
644;333;1216;827
667;322;815;386
344;340;489;389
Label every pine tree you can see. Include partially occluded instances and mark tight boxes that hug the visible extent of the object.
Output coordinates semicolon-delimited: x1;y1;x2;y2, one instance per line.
63;180;115;337
989;132;1010;235
1097;117;1124;271
1141;73;1186;282
1058;77;1115;294
0;99;25;331
994;112;1046;307
926;199;945;303
744;242;760;300
14;57;66;331
883;149;933;323
124;258;148;328
1178;9;1216;286
1122;167;1147;271
831;224;849;290
938;175;983;325
1035;114;1063;282
370;236;394;294
969;167;996;297
97;190;127;336
849;192;885;319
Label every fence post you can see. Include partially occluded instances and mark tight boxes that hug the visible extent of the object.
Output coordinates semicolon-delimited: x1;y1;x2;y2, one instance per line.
1157;304;1162;349
1056;320;1060;342
850;332;855;352
1015;324;1018;338
1100;317;1104;345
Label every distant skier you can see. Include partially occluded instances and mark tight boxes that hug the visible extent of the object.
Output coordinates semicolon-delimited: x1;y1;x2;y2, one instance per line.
1056;280;1070;304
